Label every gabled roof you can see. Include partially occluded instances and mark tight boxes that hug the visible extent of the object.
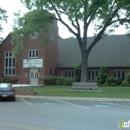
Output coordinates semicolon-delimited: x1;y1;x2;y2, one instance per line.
58;35;130;68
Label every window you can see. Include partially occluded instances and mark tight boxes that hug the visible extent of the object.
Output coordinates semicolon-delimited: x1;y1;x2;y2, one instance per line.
4;52;15;76
50;27;55;40
50;68;53;75
28;49;38;58
88;70;99;81
9;38;13;45
113;70;125;80
65;70;75;78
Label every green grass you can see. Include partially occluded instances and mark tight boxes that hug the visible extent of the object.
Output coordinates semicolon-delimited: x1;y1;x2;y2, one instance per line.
15;86;130;98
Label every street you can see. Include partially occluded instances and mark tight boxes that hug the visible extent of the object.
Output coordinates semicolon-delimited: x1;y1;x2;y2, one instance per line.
0;98;130;130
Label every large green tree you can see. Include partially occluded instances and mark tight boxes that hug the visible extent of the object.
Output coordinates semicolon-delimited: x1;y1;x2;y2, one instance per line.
13;0;130;82
0;8;7;42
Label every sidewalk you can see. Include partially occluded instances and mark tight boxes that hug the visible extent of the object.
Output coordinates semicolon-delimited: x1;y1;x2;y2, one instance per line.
16;95;130;103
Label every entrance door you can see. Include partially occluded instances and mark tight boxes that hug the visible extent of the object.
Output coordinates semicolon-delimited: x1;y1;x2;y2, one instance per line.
30;69;38;85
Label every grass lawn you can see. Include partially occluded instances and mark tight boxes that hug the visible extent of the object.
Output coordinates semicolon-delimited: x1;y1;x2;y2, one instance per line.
15;85;130;98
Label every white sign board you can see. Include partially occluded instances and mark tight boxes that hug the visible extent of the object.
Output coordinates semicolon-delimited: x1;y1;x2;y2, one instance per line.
23;59;43;68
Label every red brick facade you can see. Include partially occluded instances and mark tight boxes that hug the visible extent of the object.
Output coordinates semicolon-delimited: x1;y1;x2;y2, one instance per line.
0;20;58;84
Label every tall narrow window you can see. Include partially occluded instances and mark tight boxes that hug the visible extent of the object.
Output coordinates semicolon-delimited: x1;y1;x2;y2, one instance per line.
50;68;53;75
50;27;55;40
65;70;75;78
113;70;125;80
28;49;39;58
88;70;99;81
4;52;15;76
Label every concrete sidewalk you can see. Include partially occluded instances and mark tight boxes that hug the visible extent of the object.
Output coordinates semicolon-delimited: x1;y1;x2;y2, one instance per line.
16;95;130;103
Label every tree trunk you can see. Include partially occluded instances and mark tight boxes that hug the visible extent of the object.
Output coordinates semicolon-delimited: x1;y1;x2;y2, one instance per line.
80;49;88;82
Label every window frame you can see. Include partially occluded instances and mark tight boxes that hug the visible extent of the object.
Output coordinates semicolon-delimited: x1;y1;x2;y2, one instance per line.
113;70;125;80
65;70;75;78
28;49;39;58
4;51;15;76
88;70;99;81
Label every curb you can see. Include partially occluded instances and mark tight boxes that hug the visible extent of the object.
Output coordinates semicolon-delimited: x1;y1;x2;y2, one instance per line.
16;95;130;103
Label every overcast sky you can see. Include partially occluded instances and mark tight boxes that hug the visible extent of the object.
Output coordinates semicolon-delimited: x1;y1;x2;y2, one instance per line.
0;0;127;39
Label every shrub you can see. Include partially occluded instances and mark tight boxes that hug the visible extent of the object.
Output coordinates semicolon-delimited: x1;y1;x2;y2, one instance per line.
74;63;81;82
96;66;108;85
111;83;117;87
125;70;130;84
44;76;56;85
55;76;65;85
106;76;114;86
121;81;129;87
64;78;75;86
113;77;122;86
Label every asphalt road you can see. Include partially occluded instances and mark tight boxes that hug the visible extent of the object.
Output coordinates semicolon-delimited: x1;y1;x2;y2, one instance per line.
0;98;130;130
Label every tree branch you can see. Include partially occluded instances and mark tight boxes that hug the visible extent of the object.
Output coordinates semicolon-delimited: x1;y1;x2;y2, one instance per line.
87;6;120;55
49;1;78;37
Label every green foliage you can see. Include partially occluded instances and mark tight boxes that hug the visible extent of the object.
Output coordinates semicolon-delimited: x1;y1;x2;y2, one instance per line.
44;76;56;85
63;78;74;86
74;63;81;82
12;10;54;58
125;70;130;84
120;70;130;87
111;83;117;87
121;81;129;87
97;66;108;85
0;8;8;42
44;76;74;86
105;77;122;86
97;67;123;86
55;76;65;85
15;0;130;81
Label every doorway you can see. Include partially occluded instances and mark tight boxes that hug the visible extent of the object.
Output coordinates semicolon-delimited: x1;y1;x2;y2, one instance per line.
30;69;38;85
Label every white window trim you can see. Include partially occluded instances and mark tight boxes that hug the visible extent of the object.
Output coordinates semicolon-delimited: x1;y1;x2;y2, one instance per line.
28;49;39;58
88;70;99;81
65;70;75;78
4;51;15;76
113;70;125;80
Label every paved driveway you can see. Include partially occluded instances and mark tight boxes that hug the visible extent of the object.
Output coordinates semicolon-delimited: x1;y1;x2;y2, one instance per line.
0;98;130;130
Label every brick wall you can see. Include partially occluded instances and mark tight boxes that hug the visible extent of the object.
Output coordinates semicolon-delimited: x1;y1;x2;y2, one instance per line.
0;20;58;84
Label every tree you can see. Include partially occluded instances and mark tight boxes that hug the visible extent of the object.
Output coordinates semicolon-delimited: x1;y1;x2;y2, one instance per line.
0;8;7;42
12;9;54;58
13;0;130;82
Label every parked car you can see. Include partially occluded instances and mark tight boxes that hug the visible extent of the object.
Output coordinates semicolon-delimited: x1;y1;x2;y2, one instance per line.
0;83;15;101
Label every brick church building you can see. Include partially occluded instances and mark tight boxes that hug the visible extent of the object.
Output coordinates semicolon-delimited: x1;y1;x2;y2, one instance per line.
0;20;58;85
0;18;130;85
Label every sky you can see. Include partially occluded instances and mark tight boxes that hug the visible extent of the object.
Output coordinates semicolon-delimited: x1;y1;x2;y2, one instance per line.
0;0;127;39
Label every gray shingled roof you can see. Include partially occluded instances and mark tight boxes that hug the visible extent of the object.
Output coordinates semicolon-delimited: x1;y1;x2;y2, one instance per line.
57;35;130;68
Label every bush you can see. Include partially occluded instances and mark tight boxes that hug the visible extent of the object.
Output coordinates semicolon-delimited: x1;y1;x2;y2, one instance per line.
111;83;117;87
64;78;75;86
113;77;122;86
55;76;65;85
121;81;129;87
44;76;56;85
96;66;108;85
106;76;114;86
74;63;81;82
125;70;130;84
